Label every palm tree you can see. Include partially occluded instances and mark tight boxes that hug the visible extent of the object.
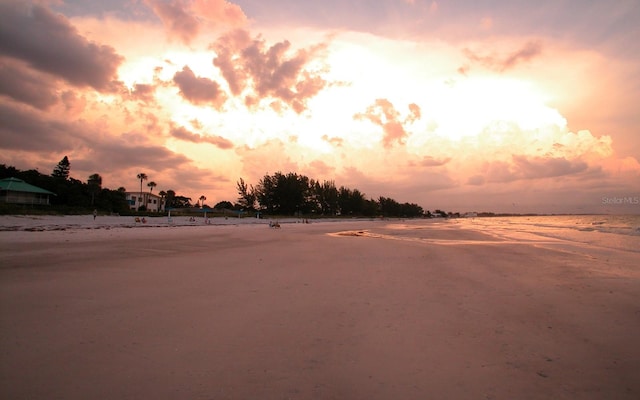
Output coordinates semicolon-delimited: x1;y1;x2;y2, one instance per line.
158;190;167;212
136;173;147;211
147;181;157;211
199;195;207;208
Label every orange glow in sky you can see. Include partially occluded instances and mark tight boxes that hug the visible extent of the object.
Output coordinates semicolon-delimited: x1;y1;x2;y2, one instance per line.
0;0;638;213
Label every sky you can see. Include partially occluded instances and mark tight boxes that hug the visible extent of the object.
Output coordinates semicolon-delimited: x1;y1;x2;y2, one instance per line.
1;0;639;214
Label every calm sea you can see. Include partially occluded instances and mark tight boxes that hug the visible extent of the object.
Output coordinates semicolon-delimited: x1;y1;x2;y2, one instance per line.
461;214;640;253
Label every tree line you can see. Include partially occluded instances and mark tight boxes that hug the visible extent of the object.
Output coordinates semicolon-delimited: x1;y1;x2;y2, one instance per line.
1;158;128;213
2;158;431;217
0;157;192;214
236;172;425;217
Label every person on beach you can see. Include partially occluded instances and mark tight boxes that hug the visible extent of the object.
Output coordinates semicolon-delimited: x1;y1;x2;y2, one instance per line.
93;209;97;220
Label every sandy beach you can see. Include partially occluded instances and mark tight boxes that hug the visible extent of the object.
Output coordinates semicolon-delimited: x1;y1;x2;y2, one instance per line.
1;216;639;399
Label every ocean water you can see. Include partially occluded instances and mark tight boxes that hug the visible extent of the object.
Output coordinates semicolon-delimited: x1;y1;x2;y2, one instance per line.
357;215;640;255
458;214;640;253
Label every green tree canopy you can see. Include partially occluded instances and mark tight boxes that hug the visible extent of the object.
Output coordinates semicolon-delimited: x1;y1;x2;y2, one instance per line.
246;171;424;217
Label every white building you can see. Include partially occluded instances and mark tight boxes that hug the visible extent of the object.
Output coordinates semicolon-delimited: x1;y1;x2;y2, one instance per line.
125;192;164;212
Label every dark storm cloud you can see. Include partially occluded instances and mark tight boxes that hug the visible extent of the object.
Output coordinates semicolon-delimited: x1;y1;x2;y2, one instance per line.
0;2;123;91
173;66;227;107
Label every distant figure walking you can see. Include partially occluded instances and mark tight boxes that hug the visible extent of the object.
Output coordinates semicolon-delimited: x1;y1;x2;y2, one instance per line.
93;209;97;220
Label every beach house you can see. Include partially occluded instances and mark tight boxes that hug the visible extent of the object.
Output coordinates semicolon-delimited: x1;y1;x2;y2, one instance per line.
125;191;164;212
0;177;56;205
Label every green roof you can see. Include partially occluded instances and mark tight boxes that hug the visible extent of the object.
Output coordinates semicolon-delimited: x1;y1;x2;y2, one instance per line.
0;177;56;195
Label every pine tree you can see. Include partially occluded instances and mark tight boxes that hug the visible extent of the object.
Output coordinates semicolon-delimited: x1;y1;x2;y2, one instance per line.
52;156;70;180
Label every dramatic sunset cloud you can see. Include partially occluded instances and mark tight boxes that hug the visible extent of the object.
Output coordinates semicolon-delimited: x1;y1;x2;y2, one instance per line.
170;125;234;149
1;0;638;213
146;0;201;44
0;1;123;91
211;29;328;113
173;65;226;106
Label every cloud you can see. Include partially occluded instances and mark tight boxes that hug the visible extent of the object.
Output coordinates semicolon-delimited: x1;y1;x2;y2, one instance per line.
173;66;227;107
321;135;344;147
211;29;329;113
483;155;591;183
146;0;247;45
145;0;199;45
463;40;543;72
210;29;251;95
0;102;84;152
191;0;247;27
456;64;470;76
406;103;422;123
235;140;303;182
415;156;451;167
354;99;416;148
169;166;232;195
502;41;543;70
0;100;192;186
484;160;518;183
75;139;192;176
0;2;123;91
170;125;234;149
0;59;59;109
60;90;86;116
336;165;456;202
467;175;485;186
129;83;157;103
511;155;589;179
307;159;335;176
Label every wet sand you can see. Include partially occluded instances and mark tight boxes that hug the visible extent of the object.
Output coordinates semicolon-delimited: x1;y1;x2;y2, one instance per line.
1;219;639;399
